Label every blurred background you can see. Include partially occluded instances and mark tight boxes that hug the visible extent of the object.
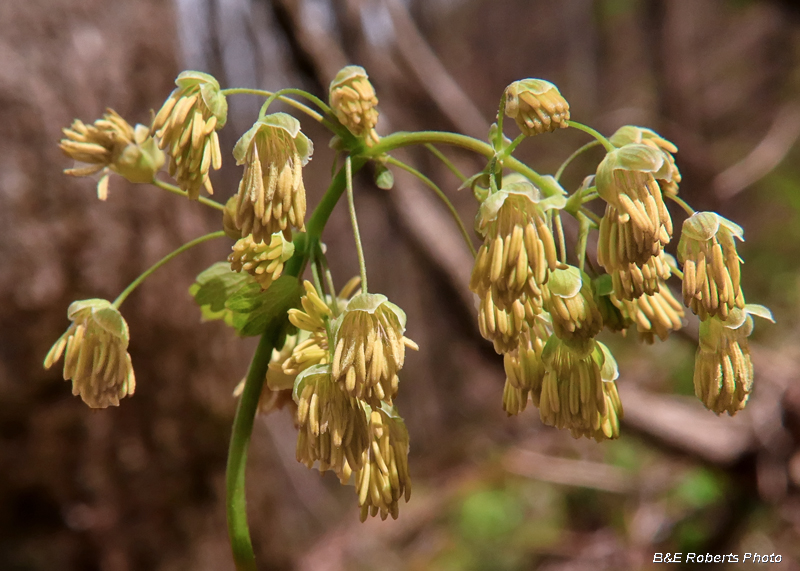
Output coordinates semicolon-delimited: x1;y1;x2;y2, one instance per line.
2;0;800;569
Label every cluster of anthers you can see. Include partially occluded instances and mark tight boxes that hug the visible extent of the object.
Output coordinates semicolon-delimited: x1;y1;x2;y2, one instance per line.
47;63;773;537
470;79;772;440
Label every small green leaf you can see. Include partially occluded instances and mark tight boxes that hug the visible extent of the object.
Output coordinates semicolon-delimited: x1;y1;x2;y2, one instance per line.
191;262;251;313
226;275;303;337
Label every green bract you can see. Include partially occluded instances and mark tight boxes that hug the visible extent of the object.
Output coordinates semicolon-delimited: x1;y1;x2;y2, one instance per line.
176;70;228;128
233;112;313;165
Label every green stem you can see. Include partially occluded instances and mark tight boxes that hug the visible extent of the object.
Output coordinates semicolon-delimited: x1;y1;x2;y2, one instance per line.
346;156;369;293
499;134;526;159
495;93;507;150
555;140;601;182
425;144;467;182
576;213;591;273
226;327;279;571
567;121;615;153
667;193;695;216
580;206;602;227
224;158;367;570
365;131;553;195
385;156;477;258
153;179;225;212
112;231;226;308
221;87;327;122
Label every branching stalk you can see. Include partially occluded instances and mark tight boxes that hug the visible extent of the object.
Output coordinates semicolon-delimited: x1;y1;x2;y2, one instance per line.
384;156;477;258
346;156;369;293
113;231;226;308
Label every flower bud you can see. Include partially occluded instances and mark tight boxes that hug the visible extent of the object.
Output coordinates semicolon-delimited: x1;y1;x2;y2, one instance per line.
228;233;294;290
233;335;299;416
152;71;226;199
504;79;570;136
60;109;164;199
44;299;135;408
678;212;745;320
330;66;380;145
233;113;313;243
355;406;411;521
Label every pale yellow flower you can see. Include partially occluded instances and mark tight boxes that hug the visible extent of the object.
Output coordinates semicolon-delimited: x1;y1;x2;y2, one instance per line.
504;79;570;136
44;299;135;408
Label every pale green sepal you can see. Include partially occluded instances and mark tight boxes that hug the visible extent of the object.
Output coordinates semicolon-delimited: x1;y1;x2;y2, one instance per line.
233;123;261;164
68;299;129;341
548;266;582;298
721;308;747;330
597;342;619;382
330;65;368;90
381;301;408;331
609;143;666;174
538;194;567;212
345;293;389;313
682;212;721;242
478;189;511;223
261;112;302;139
717;215;745;242
744;304;774;323
292;363;331;402
175;70;220;90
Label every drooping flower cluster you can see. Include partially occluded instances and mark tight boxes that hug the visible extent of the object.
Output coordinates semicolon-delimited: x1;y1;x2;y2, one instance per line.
60;109;164;199
329;65;380;146
232;113;313;243
282;279;416;519
504;79;570;136
470;176;562;353
151;71;227;199
44;299;136;409
693;305;772;415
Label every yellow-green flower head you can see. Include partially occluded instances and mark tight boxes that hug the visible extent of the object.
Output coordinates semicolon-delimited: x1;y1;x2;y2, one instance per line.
471;177;563;310
538;337;623;441
228;233;294;290
612;281;685;344
693;305;773;415
355;405;411;522
233;112;313;243
233;334;298;416
329;65;380;146
476;287;540;354
44;299;135;409
293;364;370;481
331;294;418;406
678;212;745;321
609;125;680;196
504;79;570;136
544;266;603;342
596;144;674;260
151;71;227;199
609;251;672;302
284;278;363;376
503;313;551;416
60;109;165;200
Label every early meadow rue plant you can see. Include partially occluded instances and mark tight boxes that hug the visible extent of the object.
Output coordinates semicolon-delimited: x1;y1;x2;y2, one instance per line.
47;62;773;568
